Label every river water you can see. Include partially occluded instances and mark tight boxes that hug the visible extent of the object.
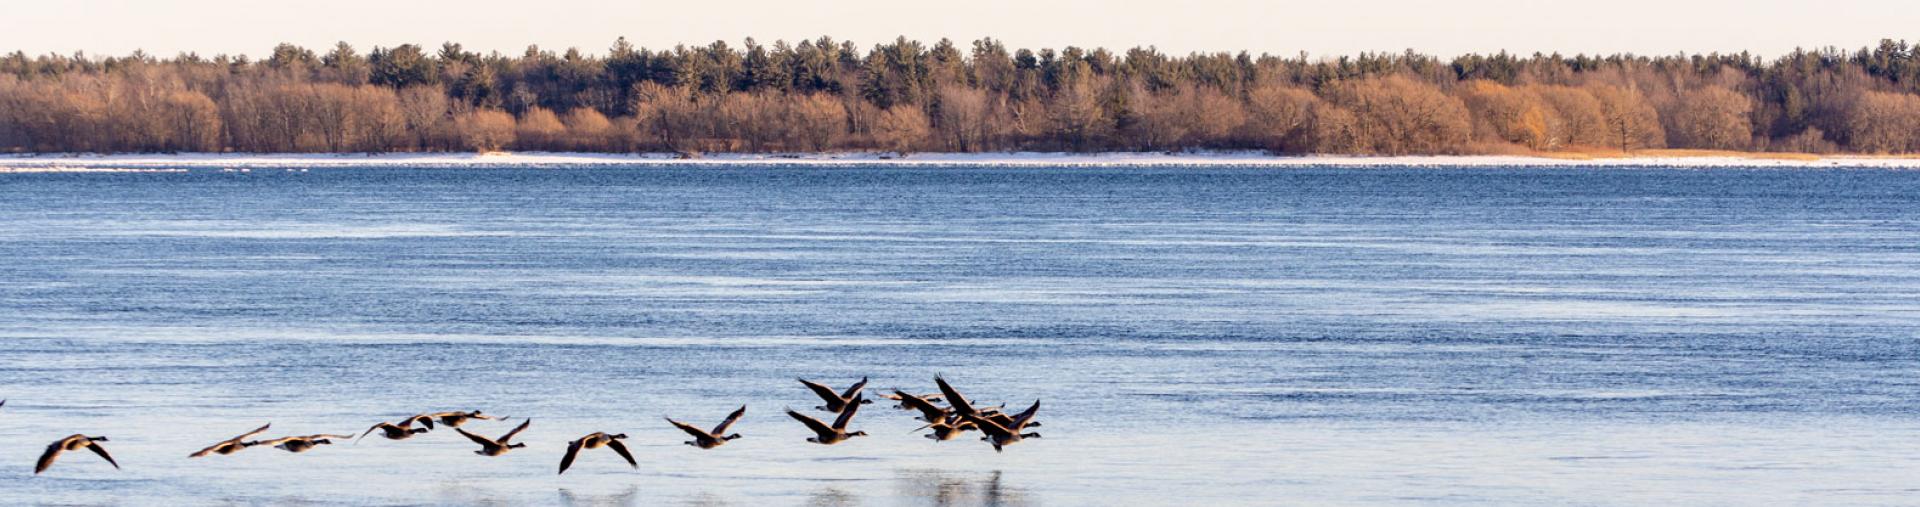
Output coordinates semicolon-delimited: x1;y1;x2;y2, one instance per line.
1;165;1917;505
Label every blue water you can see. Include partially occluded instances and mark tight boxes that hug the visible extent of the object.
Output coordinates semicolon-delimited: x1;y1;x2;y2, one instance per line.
1;166;1918;505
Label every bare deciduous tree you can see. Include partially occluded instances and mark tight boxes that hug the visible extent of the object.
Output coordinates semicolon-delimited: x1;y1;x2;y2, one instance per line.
1591;86;1666;153
1665;86;1753;150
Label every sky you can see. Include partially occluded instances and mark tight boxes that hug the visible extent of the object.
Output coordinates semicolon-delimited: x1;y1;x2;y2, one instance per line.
5;0;1916;59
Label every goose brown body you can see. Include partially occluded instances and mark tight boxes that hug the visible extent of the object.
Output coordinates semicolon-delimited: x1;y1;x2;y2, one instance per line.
788;394;869;445
667;405;746;449
558;432;635;474
965;400;1042;452
190;423;272;458
36;434;118;474
456;418;531;456
254;433;356;453
799;377;874;413
430;410;495;428
358;415;435;442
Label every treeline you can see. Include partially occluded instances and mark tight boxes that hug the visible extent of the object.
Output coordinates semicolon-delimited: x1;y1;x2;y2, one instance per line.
5;38;1920;155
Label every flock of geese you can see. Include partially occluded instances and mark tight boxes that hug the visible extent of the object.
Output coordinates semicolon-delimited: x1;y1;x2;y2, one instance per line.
18;376;1043;476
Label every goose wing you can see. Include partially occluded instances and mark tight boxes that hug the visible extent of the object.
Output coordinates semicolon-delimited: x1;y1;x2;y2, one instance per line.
895;390;948;421
787;409;836;439
357;423;390;443
839;376;869;400
192;423;274;457
403;414;436;430
963;414;1016;439
1010;400;1041;429
250;436;299;447
934;375;976;416
832;395;864;430
309;433;356;440
798;378;843;406
85;441;121;469
985;412;1017;427
711;405;747;435
605;438;637;467
235;423;273;441
189;440;242;458
558;438;583;474
667;417;714;440
455;428;499;448
34;438;68;474
498;418;532;444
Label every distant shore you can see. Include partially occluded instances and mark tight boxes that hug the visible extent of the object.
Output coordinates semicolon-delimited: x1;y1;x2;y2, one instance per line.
5;150;1920;172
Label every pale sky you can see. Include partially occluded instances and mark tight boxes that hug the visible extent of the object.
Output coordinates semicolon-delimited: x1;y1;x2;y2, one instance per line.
5;0;1914;59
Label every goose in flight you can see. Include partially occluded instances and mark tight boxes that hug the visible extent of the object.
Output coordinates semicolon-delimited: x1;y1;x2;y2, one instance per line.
799;377;873;413
35;434;118;474
429;410;497;428
934;375;983;419
558;432;636;475
891;390;951;423
914;409;1034;441
964;400;1042;452
931;376;1035;425
455;418;532;456
189;423;272;457
254;433;356;453
667;405;746;449
358;414;435;442
788;394;869;445
918;418;978;441
877;391;943;408
399;414;437;429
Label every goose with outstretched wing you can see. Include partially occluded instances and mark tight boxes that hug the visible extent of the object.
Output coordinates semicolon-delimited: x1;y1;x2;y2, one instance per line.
668;405;746;449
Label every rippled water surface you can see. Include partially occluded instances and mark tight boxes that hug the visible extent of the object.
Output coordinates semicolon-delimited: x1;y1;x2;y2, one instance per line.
2;165;1918;505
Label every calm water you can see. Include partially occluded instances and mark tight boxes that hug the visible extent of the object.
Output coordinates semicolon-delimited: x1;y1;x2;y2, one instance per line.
1;165;1918;506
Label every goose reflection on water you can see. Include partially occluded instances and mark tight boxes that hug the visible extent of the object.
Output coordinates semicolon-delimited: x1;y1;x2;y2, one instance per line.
557;485;640;507
892;469;1031;507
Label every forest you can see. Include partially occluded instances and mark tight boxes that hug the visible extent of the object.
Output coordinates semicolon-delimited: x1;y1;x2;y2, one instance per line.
4;37;1920;156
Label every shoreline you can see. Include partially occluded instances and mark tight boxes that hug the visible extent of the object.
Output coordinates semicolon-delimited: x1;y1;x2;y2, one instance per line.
6;150;1920;171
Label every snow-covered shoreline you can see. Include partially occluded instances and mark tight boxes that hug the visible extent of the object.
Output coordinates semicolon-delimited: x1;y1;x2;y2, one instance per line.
5;151;1920;170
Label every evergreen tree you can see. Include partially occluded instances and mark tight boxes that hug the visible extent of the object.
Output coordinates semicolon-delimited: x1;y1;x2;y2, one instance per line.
369;44;437;88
